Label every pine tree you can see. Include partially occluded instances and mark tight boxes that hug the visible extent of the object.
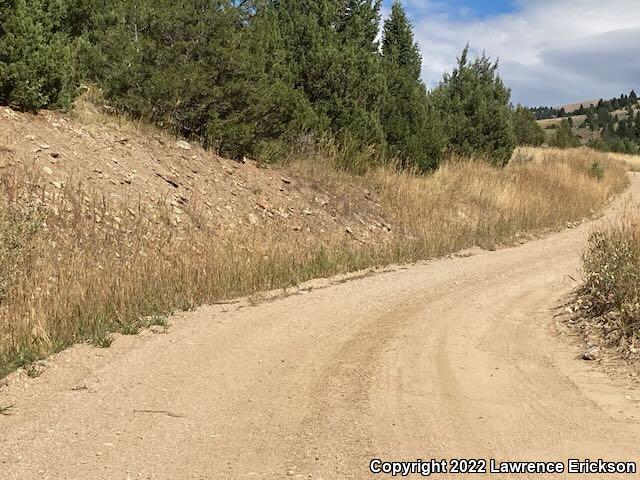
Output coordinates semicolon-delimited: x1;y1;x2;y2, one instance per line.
585;110;598;131
597;106;611;127
631;90;638;105
432;45;516;166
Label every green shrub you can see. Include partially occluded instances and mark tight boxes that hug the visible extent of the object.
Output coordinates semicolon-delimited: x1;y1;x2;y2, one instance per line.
589;160;604;180
83;0;319;160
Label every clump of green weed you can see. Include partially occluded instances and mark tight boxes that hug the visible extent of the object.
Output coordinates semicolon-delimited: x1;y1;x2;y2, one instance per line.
119;321;141;336
590;159;604;180
90;331;114;348
143;314;169;327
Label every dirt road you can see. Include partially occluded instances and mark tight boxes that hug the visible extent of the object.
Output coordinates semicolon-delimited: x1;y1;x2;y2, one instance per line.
2;179;640;479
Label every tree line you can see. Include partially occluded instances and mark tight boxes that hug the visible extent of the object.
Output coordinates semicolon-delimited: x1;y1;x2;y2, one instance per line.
533;91;640;154
1;0;544;170
531;91;638;121
587;106;640;155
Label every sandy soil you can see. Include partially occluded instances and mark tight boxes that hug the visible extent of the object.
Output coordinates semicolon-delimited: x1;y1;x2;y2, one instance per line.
1;179;640;479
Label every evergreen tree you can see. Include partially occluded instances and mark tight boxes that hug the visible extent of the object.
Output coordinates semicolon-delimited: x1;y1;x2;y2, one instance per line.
585;110;598;131
269;0;386;152
512;106;545;146
618;117;631;138
380;1;444;170
338;0;382;51
631;90;638;105
549;119;580;148
432;45;516;166
597;106;611;127
381;1;421;80
0;0;78;110
85;0;316;159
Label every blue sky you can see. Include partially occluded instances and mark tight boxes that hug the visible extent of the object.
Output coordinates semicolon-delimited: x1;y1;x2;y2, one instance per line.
381;0;640;106
397;0;516;19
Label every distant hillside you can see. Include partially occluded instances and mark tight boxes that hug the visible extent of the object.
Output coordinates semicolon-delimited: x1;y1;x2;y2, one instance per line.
560;99;600;114
531;90;638;120
535;90;640;154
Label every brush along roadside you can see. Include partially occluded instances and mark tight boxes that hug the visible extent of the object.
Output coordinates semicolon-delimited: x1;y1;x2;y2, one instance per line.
567;206;640;365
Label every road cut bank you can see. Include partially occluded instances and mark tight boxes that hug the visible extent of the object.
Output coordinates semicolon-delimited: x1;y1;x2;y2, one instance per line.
369;458;637;476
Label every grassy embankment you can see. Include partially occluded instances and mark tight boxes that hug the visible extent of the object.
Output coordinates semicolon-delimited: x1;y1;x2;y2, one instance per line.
0;141;629;377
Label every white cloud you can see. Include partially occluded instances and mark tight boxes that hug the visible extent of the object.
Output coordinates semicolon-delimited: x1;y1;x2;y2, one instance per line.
402;0;640;105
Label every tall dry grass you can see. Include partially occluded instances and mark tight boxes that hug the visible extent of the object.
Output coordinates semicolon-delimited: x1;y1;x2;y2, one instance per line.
0;146;629;377
609;151;640;172
574;210;640;355
287;146;628;253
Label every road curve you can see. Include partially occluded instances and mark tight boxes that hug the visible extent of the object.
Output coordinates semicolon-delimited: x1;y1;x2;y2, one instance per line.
2;177;640;480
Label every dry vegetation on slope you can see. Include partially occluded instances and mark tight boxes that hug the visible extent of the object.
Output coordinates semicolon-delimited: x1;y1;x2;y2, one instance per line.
0;106;629;377
568;207;640;364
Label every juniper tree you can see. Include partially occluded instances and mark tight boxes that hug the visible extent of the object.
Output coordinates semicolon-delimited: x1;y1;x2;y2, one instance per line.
0;0;78;110
512;106;545;146
382;1;421;80
549;119;580;148
268;0;386;153
339;0;382;52
84;0;317;159
432;45;516;166
380;1;444;170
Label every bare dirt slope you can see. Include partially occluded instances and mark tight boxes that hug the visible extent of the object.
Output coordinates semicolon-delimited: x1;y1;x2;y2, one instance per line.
1;180;640;479
0;106;393;249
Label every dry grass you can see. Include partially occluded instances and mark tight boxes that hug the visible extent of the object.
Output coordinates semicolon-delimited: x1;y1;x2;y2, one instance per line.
287;146;627;253
608;151;640;172
573;209;640;357
0;144;629;377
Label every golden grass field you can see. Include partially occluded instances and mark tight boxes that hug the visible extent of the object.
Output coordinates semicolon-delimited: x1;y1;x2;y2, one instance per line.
0;131;631;376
